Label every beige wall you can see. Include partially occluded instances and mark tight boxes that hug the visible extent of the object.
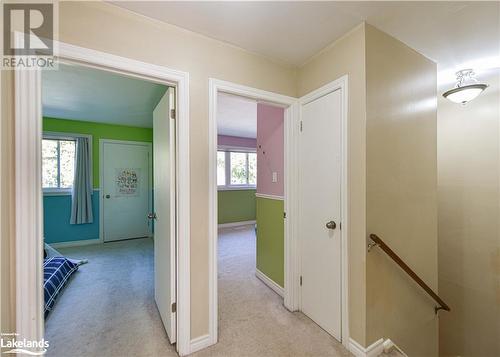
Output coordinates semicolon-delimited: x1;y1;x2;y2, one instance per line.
364;25;438;356
0;1;296;339
297;23;368;345
437;69;500;356
0;4;445;352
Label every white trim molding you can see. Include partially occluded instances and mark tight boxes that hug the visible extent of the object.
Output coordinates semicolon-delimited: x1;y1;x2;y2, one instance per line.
49;239;101;249
15;46;44;347
349;338;385;357
208;78;299;351
217;186;256;191
255;193;284;201
383;339;408;357
255;269;284;297
15;39;191;356
218;220;256;229
298;75;350;349
190;334;212;354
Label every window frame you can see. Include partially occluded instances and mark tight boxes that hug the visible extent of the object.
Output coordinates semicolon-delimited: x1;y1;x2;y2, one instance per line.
217;145;256;191
42;132;93;196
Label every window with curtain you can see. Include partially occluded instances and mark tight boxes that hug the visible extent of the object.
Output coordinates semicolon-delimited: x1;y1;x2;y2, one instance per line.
217;149;257;189
42;137;77;192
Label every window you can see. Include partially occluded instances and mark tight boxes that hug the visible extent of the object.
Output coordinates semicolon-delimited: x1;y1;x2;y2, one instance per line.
42;135;77;192
217;149;257;189
217;151;226;186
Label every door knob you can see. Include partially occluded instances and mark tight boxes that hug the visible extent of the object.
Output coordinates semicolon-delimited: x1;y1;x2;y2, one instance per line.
326;220;336;230
105;194;110;199
147;212;157;220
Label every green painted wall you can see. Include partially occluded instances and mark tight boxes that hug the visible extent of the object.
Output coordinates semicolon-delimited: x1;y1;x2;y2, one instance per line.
256;197;284;287
218;189;256;224
43;117;153;187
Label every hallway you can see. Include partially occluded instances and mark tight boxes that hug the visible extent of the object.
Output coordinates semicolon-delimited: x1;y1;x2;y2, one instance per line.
193;225;350;357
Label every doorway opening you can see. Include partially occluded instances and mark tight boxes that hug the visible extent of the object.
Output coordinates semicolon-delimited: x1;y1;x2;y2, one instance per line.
208;78;350;352
39;62;176;356
15;37;191;357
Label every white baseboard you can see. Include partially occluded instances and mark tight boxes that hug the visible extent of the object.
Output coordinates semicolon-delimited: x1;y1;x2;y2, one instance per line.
383;339;407;356
48;238;102;249
349;338;384;357
255;269;284;297
190;334;213;354
255;193;284;200
218;220;256;229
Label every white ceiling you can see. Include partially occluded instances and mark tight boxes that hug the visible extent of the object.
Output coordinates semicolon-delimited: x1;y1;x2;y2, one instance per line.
42;63;168;127
217;92;257;138
112;1;499;83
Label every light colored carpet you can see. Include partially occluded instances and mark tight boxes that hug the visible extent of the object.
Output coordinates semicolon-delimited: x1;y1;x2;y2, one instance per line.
192;225;350;357
45;227;351;357
45;238;176;357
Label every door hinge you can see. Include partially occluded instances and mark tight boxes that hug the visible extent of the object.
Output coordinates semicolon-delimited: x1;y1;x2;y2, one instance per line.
171;302;177;313
300;276;303;286
170;108;176;119
300;121;303;132
283;212;287;219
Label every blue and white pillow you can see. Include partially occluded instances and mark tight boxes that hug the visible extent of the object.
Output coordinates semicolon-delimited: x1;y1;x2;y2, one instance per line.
43;256;78;318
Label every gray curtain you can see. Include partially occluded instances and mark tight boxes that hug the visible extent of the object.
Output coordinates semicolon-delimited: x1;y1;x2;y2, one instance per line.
70;137;93;224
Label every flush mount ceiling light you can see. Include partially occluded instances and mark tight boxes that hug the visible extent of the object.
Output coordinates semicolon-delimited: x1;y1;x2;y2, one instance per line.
443;69;488;104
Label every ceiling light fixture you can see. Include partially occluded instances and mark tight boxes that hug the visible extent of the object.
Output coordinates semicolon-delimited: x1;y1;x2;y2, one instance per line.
443;69;488;104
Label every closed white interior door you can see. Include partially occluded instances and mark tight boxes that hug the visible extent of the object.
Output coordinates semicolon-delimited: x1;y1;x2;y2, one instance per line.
299;89;342;340
102;141;151;242
153;88;177;343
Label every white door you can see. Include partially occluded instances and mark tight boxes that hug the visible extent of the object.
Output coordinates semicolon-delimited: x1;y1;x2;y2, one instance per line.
153;88;177;343
299;89;342;340
102;141;151;242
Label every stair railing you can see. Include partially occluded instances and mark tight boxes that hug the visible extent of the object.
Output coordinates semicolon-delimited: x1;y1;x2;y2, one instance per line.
368;233;450;314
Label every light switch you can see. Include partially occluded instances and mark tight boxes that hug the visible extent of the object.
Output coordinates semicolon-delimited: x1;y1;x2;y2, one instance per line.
272;172;278;183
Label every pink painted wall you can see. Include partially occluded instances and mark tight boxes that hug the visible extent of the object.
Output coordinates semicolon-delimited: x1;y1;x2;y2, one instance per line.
257;103;284;197
218;135;256;149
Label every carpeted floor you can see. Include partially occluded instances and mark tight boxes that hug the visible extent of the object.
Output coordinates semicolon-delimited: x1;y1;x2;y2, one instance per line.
45;226;350;357
45;238;176;357
192;225;350;357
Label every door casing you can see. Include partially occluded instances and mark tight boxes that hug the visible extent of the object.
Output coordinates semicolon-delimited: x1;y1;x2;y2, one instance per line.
14;34;192;356
207;76;350;351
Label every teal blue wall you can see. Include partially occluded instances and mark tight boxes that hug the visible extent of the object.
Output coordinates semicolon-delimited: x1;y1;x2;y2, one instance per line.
43;190;100;244
43;117;153;244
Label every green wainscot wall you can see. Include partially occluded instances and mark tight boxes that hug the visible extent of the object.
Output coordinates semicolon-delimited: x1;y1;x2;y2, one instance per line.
218;189;256;224
256;197;284;287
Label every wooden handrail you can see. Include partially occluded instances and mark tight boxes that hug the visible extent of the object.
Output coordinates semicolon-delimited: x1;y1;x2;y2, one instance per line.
369;234;450;314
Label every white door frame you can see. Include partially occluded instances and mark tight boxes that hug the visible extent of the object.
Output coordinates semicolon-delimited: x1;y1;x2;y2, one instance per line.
207;78;300;351
99;139;153;242
15;36;192;356
298;75;350;348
